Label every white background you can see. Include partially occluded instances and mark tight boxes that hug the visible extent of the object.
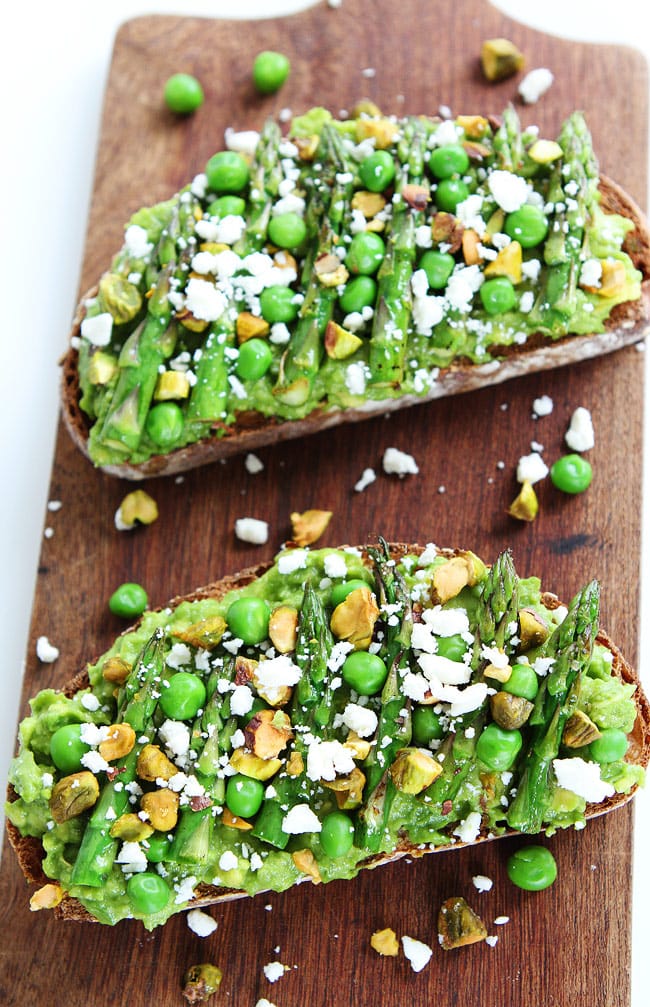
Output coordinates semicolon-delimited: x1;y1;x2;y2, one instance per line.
1;0;648;1000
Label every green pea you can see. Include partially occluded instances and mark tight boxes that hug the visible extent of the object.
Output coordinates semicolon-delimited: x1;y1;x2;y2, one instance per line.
589;728;629;764
476;723;523;771
145;832;173;864
50;724;91;774
358;150;396;193
227;596;271;645
226;774;265;818
268;212;307;250
412;706;444;746
163;73;204;115
320;811;355;858
259;285;299;324
205;150;250;193
339;275;378;314
418;249;455;290
507;845;557;891
429;143;470;180
330;579;371;607
550;454;593;494
479;276;517;315
126;872;170;914
341;651;388;696
160;672;207;721
346;232;386;275
434;177;469;212
208;195;246;218
235;338;273;381
504;205;548;248
435;633;468;662
503;663;539;701
145;401;184;449
252;50;290;94
109;582;148;619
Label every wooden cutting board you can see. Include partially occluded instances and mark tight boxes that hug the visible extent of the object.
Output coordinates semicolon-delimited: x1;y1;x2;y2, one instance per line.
1;2;647;1004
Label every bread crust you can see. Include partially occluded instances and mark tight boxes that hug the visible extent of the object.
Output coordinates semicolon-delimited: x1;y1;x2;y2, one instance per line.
7;543;650;923
60;175;650;480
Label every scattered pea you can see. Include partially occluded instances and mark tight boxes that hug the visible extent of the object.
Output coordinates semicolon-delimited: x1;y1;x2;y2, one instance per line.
236;338;273;381
252;50;290;94
145;832;173;863
503;663;539;701
507;845;557;891
163;73;204;115
550;454;593;494
205;150;250;193
434;177;469;212
320;811;355;858
226;596;271;645
433;633;467;662
145;401;184;449
504;205;548;248
159;672;207;721
358;150;396;193
50;724;91;774
476;722;523;771
339;275;378;314
330;579;371;607
346;232;386;275
226;774;265;818
412;706;444;746
259;285;299;324
341;650;388;695
268;212;307;250
589;728;629;764
429;143;470;180
127;872;170;914
208;194;247;218
109;582;149;619
480;276;517;315
418;249;455;290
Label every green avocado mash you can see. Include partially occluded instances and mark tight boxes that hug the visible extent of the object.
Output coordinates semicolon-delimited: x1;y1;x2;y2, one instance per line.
74;104;643;468
6;544;644;929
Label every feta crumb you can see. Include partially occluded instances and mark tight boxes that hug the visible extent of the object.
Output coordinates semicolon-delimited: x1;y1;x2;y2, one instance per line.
472;874;493;893
184;278;228;322
324;553;348;579
158;719;191;760
281;802;322;835
186;908;218;937
383;447;419;477
494;915;510;925
219;850;239;872
337;702;378;738
81;312;113;347
354;467;377;492
532;394;553;417
36;636;59;663
485;935;499;947
345;361;368;396
230;685;254;717
224;127;260;157
488;170;529;213
565;406;594;452
277;549;308;574
116;841;148;873
245;453;264;474
80;692;101;711
263;962;287;984
552;757;615;803
518;67;554;104
452;810;482;844
235;517;269;545
516;451;549;485
401;935;433;973
174;875;198;904
580;258;602;288
306;739;355;782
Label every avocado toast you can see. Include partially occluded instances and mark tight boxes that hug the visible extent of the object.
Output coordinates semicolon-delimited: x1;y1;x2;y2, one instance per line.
61;105;650;479
7;541;649;929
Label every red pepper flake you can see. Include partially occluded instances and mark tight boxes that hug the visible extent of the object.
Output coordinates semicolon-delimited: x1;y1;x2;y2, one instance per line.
106;766;127;782
189;795;212;812
442;799;453;816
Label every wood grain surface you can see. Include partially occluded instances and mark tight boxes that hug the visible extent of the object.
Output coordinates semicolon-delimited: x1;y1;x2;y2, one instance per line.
1;1;647;1004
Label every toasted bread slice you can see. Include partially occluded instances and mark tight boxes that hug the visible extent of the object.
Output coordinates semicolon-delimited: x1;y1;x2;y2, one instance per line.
59;105;650;480
6;543;649;926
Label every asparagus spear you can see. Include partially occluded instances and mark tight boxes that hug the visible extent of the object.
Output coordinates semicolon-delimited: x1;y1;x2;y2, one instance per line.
492;104;524;172
185;120;283;428
368;117;428;387
506;580;600;834
251;580;335;849
272;124;355;407
355;540;414;852
71;629;166;888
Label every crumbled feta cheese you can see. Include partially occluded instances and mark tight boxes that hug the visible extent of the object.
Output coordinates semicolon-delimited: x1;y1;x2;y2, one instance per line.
494;915;510;925
552;757;615;803
401;935;433;973
174;875;198;904
485;935;499;947
533;656;555;677
580;258;602;289
235;517;269;545
186;908;218;937
158;719;191;760
433;120;460;146
421;605;470;637
488;170;529;213
124;224;153;259
254;655;303;704
281;803;322;834
41;772;54;788
219;850;239;872
337;702;378;738
36;636;59;663
245;453;264;474
565;406;594;452
116;841;148;873
80;723;110;746
306;739;355;782
278;549;308;574
230;685;254;717
521;258;541;282
453;810;482;844
411;622;438;654
519;291;534;313
518;67;554;104
382;447;419;477
532;394;553;417
184;278;228;322
269;322;292;345
345;361;368;396
516;452;549;485
472;874;493;892
224;127;260;156
418;653;472;686
80;312;113;347
354;467;377;492
166;642;192;669
324;553;348;579
81;692;101;711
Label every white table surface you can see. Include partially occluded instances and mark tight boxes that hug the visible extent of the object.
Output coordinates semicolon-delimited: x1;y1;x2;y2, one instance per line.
1;0;648;1000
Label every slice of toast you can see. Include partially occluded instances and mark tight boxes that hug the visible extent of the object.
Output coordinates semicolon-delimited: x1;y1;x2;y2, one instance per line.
59;107;650;480
6;543;649;926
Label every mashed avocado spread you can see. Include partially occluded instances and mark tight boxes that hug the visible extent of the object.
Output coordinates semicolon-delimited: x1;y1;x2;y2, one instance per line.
75;105;643;467
6;544;643;930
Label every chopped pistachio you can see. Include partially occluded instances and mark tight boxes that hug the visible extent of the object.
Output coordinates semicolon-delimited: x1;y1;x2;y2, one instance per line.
49;772;100;824
154;370;191;400
438;896;488;949
236;310;270;343
173;614;227;649
518;607;549;649
87;350;118;386
244;709;293;760
268;605;299;653
389;747;443;794
292;848;322;883
351;190;387;218
102;655;132;685
321;766;366;809
182;964;223;1005
490;691;534;729
563;709;602;748
481;38;525;82
109;812;154;842
457;114;490;139
290;508;333;546
528;139;563;164
137;743;178;782
222;808;254;830
140;789;179;831
98;722;136;762
117;489;159;528
228;748;282;781
29;883;64;912
324;321;364;360
370;927;400;956
462;228;482;266
508;479;539;522
484;240;523;283
355;117;399;149
330;586;380;650
99;272;142;324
